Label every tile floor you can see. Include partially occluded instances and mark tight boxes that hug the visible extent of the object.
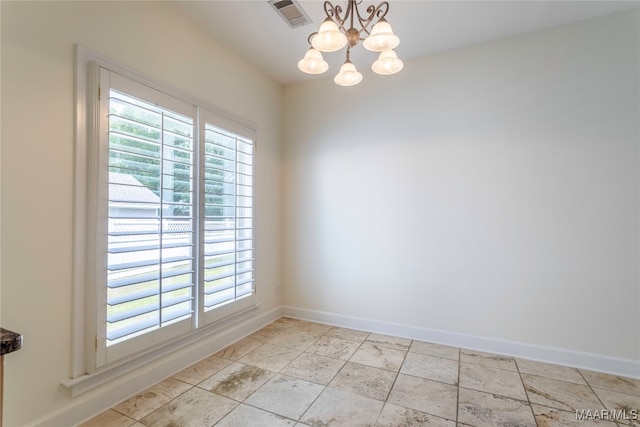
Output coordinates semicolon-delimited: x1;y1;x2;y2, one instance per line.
81;317;640;427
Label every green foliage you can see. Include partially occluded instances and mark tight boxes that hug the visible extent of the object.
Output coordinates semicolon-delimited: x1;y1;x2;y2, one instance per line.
109;101;195;215
108;98;237;218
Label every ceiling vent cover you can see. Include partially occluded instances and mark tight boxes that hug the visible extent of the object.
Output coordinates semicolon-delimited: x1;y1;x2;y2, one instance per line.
268;0;312;28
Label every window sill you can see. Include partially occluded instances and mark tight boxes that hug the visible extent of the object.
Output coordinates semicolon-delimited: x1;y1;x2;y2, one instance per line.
62;303;260;397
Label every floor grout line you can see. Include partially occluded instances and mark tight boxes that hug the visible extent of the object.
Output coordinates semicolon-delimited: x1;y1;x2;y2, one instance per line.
81;318;640;427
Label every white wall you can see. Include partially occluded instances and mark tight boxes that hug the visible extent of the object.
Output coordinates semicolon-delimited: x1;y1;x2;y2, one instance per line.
283;10;639;372
1;2;638;425
1;2;282;425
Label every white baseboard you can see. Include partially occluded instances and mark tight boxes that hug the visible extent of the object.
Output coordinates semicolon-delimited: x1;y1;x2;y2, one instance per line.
29;306;282;427
27;303;639;426
282;305;640;379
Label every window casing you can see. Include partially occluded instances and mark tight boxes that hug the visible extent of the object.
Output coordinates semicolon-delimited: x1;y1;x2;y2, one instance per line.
84;64;255;370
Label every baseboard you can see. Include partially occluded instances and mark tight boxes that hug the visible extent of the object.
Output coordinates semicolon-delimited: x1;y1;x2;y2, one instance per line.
282;305;640;379
27;304;638;426
28;306;283;427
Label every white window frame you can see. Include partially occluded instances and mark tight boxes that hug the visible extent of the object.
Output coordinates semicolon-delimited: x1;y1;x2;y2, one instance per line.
97;68;201;367
71;46;257;389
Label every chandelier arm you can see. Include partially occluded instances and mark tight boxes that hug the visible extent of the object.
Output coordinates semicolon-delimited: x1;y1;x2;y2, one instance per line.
323;1;346;28
336;2;351;33
306;32;318;45
318;1;392;41
359;2;390;36
373;1;390;20
353;1;375;33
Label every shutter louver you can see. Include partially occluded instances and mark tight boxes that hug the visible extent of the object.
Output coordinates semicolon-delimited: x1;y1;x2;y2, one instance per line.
91;66;256;367
203;123;254;311
107;89;196;345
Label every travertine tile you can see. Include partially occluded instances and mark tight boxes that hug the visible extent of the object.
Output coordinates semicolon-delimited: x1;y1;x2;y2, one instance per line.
460;363;527;401
458;388;536;427
375;403;455;427
400;352;459;385
592;387;640;426
409;341;459;361
272;317;303;328
113;377;192;420
245;374;324;419
366;333;412;351
215;336;264;361
216;404;296;427
85;319;639;427
387;374;458;420
249;322;291;342
238;343;300;371
295;320;333;336
79;410;137;427
522;374;604;412
140;387;237;427
330;361;397;401
305;335;362;360
301;387;384;427
326;326;370;342
198;362;274;401
460;349;518;371
267;328;319;351
172;354;231;385
580;370;640;397
350;343;406;372
280;352;345;385
516;358;586;385
532;404;621;427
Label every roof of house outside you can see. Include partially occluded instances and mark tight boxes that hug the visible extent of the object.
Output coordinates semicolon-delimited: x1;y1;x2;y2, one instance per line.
109;172;160;204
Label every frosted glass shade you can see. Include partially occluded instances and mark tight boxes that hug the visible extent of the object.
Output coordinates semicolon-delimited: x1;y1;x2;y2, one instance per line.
334;61;362;86
297;48;329;74
363;19;399;52
311;18;347;52
371;50;404;75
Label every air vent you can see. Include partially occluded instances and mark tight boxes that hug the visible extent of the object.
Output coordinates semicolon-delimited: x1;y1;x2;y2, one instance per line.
268;0;312;28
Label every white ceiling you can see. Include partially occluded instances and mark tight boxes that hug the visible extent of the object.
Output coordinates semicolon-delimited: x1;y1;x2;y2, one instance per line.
168;1;639;86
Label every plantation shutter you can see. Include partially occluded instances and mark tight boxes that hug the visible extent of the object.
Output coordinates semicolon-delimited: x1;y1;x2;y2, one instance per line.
201;111;255;324
88;64;257;369
99;68;197;364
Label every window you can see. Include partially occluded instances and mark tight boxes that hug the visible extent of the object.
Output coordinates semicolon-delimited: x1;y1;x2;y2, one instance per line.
84;65;255;369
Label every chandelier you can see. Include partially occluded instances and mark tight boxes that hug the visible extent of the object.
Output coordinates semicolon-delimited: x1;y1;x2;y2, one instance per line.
298;0;403;86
